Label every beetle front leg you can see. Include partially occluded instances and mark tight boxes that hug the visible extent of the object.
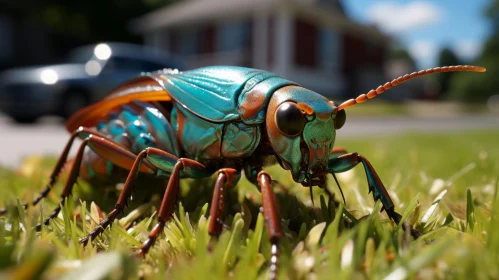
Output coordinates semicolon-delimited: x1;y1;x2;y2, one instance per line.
258;171;282;280
80;149;155;245
328;152;421;238
133;149;208;256
330;146;348;158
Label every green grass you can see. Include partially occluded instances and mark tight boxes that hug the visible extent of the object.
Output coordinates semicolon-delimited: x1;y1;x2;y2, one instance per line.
343;101;410;116
342;100;491;117
0;130;498;279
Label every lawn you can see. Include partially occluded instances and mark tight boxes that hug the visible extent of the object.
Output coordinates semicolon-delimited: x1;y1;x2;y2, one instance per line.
0;129;498;279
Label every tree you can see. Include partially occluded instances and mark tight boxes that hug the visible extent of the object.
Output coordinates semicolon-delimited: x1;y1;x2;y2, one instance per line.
390;48;417;69
449;0;499;103
436;48;461;98
25;0;177;42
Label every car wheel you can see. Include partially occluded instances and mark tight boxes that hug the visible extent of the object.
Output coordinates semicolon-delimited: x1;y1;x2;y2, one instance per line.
12;115;38;124
60;90;90;119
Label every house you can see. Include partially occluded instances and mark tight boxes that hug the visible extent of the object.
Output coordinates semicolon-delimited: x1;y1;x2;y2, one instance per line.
130;0;390;98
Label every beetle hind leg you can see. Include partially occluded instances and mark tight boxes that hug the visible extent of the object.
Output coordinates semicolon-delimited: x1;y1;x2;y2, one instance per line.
0;127;106;216
35;132;156;230
328;152;421;239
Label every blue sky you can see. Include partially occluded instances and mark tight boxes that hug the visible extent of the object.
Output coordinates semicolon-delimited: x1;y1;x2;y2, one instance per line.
342;0;493;68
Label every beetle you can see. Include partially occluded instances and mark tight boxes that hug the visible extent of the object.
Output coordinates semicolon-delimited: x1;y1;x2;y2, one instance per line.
0;64;485;279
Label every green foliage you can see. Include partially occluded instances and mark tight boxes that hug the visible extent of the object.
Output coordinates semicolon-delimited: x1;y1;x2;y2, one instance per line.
0;129;498;279
18;0;178;42
390;48;416;68
449;47;499;103
449;0;499;103
437;48;462;98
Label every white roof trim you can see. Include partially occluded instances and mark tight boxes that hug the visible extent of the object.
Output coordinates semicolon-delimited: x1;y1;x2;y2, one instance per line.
129;0;388;44
130;0;280;32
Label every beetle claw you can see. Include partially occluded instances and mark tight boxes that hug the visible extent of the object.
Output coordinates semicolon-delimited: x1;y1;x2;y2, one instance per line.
309;185;314;206
386;208;421;239
79;236;90;246
132;249;145;259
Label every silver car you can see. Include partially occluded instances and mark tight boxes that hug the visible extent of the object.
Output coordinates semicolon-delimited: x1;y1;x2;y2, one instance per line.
0;42;182;123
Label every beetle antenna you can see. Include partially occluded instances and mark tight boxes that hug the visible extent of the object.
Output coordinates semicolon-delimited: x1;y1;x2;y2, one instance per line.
337;65;486;111
332;173;346;205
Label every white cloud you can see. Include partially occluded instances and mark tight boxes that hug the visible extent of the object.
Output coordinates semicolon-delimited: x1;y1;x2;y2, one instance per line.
408;41;437;59
453;40;483;61
367;1;442;33
408;41;438;68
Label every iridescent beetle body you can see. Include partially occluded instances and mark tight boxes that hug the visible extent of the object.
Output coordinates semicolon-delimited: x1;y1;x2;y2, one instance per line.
80;67;339;183
1;65;486;280
79;67;300;180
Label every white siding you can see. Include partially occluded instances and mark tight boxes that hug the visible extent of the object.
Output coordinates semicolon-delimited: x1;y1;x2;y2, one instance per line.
252;12;269;69
318;27;341;73
272;11;293;76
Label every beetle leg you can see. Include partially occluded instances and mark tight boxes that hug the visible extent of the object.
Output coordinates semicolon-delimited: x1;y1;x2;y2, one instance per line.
327;147;348;203
258;171;282;280
0;127;108;215
208;168;240;251
328;152;421;238
81;147;207;249
35;134;157;230
330;146;348;158
128;149;207;256
80;149;150;245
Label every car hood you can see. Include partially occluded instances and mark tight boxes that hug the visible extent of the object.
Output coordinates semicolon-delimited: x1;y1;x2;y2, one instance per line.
0;63;90;85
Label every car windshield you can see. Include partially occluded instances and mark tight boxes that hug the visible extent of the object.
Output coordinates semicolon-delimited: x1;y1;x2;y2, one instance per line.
66;47;96;64
64;44;181;71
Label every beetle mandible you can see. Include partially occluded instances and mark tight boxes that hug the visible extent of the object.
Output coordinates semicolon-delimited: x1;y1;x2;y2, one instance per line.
0;64;486;278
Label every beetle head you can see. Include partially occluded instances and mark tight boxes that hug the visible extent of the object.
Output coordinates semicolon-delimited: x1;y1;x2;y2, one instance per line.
265;65;485;185
266;85;345;185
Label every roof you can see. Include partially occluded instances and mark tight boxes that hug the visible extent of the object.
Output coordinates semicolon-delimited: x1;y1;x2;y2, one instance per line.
130;0;279;32
129;0;388;44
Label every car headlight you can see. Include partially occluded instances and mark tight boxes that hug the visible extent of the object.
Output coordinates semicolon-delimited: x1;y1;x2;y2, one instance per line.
40;69;59;85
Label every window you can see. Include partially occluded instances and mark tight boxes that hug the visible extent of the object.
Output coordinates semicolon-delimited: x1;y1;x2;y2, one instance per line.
318;28;340;72
168;31;180;54
217;21;250;52
267;17;274;66
294;19;318;67
179;31;198;55
195;26;216;54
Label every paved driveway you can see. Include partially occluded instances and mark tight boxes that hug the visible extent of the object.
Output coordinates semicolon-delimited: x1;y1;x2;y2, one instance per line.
0;114;498;167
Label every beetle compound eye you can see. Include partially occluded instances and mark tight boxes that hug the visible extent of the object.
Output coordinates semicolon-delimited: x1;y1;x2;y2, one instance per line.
334;109;346;130
275;102;306;137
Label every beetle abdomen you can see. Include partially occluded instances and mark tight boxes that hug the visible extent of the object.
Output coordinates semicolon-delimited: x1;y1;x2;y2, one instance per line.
80;101;180;180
